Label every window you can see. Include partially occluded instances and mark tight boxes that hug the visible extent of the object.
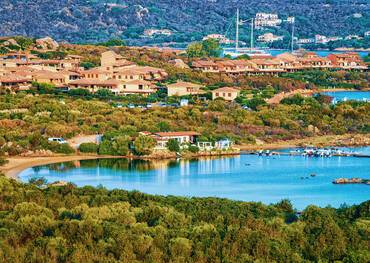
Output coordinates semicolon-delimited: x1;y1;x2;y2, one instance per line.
139;85;143;90
228;93;231;97
223;93;226;97
215;93;219;96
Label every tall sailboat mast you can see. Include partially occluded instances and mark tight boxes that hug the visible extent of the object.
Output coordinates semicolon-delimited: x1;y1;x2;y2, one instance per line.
291;18;295;52
235;8;239;50
250;18;254;50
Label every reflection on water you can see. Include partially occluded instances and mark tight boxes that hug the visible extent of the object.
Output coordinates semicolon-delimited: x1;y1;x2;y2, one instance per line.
21;152;370;210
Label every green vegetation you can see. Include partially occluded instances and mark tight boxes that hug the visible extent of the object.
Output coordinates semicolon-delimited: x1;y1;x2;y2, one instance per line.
133;135;156;156
78;143;99;153
0;90;369;156
282;70;368;90
167;139;181;152
186;39;222;58
0;175;369;262
97;38;126;47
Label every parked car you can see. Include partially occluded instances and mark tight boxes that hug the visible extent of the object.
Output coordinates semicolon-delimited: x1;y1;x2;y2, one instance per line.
127;104;135;109
48;137;67;144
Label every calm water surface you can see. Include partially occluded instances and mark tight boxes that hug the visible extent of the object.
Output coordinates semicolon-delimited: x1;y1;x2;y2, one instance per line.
320;91;370;102
19;149;370;210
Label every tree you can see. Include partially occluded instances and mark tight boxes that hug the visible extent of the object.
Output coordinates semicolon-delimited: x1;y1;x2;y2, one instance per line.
112;135;131;156
201;39;222;57
186;42;204;58
157;121;170;132
99;38;126;47
186;39;222;58
14;36;34;50
167;139;180;152
79;143;99;153
98;140;112;155
133;135;156;155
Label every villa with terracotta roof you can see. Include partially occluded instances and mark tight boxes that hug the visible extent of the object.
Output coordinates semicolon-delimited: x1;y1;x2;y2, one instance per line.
121;80;155;95
68;79;124;94
211;87;240;101
192;60;219;73
166;81;205;96
327;53;368;70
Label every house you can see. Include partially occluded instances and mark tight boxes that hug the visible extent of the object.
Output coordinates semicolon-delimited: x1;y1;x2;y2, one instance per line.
249;59;287;74
166;81;205;96
144;29;172;37
211;87;240;101
254;13;282;28
112;68;144;81
82;69;112;81
140;131;200;149
215;139;233;150
32;70;80;86
121;80;155;95
153;131;200;149
100;50;135;70
257;33;284;43
192;60;219;73
327;53;367;70
68;79;123;94
0;75;31;90
202;34;233;45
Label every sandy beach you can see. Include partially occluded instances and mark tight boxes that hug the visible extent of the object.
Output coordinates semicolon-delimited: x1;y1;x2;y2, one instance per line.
1;155;102;180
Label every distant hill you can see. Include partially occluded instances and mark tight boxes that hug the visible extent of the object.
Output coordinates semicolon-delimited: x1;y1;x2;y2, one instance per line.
0;0;369;45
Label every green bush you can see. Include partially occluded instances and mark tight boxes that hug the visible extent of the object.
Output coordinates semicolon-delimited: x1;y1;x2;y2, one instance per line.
188;145;199;153
79;143;99;153
133;135;156;155
98;140;113;155
54;143;75;154
167;139;180;152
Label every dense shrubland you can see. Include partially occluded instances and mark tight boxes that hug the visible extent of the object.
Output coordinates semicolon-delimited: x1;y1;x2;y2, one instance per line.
0;175;369;262
0;91;369;156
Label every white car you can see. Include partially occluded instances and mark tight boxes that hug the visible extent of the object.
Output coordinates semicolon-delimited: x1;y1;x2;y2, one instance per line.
48;138;67;144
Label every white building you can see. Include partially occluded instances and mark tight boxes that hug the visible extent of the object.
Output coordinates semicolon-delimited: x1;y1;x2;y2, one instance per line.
254;13;282;28
257;33;284;43
202;34;234;45
144;29;172;37
297;38;315;44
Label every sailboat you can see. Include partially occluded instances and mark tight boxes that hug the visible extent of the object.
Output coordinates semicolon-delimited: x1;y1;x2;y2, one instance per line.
223;9;272;58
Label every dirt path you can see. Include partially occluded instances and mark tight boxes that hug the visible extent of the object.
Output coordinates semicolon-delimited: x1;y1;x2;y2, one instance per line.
266;89;315;104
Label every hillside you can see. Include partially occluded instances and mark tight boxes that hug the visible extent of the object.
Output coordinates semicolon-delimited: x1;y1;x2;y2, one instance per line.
0;175;369;262
0;0;369;44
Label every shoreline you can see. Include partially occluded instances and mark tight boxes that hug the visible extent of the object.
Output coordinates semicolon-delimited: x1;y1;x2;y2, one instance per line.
238;134;370;151
1;155;105;180
1;134;368;180
0;151;240;180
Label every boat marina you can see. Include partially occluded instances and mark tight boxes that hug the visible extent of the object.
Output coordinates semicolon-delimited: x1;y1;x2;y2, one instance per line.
242;147;370;158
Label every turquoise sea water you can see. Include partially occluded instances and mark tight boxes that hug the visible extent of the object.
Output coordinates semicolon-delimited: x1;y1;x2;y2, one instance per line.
320;91;370;102
19;149;370;210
